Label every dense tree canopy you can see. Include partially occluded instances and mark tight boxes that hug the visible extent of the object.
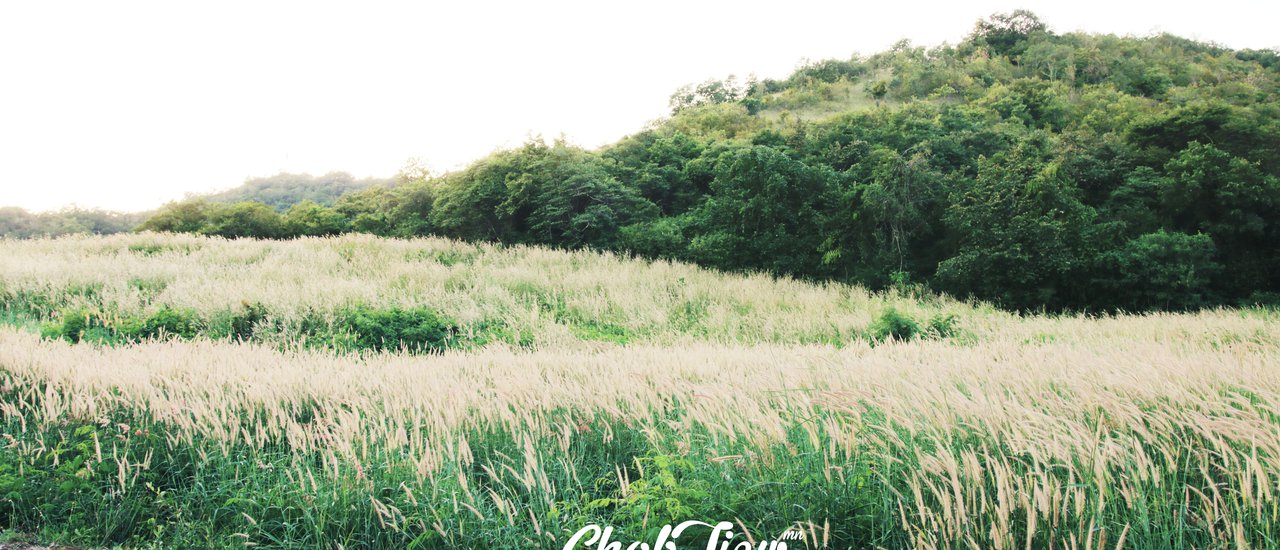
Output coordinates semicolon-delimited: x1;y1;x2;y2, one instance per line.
130;12;1280;311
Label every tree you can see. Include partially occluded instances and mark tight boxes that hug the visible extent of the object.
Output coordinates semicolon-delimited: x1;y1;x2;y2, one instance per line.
935;137;1100;309
869;80;888;104
334;186;396;236
1108;231;1220;310
861;148;942;277
1160;142;1280;296
200;202;284;239
820;147;945;285
618;216;690;260
203;172;389;211
668;76;745;114
687;145;835;276
1022;40;1075;81
502;141;657;249
969;10;1049;59
137;200;213;234
283;200;347;237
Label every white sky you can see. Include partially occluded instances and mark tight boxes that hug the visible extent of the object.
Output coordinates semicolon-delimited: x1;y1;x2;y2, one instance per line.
2;1;1277;213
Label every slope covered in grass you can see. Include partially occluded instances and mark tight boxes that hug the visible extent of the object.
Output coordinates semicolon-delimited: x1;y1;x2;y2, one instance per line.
0;233;976;351
0;233;1278;548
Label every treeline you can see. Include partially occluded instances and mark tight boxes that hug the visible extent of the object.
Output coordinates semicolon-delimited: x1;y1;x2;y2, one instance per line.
137;11;1280;312
0;207;146;239
0;172;386;239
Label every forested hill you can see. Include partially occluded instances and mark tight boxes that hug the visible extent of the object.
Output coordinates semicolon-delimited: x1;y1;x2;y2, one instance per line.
201;172;392;211
0;172;388;239
138;10;1280;312
0;207;146;239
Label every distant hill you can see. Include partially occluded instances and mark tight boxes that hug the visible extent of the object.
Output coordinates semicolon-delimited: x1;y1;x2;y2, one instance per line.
201;172;392;211
0;207;148;239
0;172;391;239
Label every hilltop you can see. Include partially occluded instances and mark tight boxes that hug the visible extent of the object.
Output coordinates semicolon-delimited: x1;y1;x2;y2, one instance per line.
0;171;390;239
199;171;393;211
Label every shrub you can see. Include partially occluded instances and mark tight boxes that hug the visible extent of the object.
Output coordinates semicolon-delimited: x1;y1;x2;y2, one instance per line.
926;313;959;338
42;307;107;343
868;307;920;342
339;306;458;353
134;306;201;340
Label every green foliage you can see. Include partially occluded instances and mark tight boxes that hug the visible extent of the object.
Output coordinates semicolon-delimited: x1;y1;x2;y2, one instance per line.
925;313;959;338
0;419;173;544
337;306;458;353
282;200;347;237
433;139;657;249
200;202;285;239
687;145;835;276
133;306;201;340
969;9;1049;58
208;301;269;341
568;320;630;344
618;216;689;260
124;12;1280;313
0;207;144;239
935;136;1102;310
137;200;213;234
590;453;711;526
789;58;867;85
867;307;921;342
1109;231;1220;310
202;171;389;211
868;80;888;101
41;307;110;344
41;306;201;344
668;75;746;114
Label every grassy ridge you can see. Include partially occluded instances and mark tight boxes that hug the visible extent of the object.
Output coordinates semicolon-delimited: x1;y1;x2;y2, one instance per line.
0;233;974;352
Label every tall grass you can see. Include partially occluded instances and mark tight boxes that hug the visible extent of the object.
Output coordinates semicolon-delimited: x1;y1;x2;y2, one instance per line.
0;234;1277;548
0;233;979;349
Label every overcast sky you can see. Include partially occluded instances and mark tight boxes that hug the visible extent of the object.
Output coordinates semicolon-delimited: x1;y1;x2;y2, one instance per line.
2;1;1277;213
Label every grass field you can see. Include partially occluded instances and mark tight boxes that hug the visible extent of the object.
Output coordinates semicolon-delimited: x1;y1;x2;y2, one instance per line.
1;234;1278;549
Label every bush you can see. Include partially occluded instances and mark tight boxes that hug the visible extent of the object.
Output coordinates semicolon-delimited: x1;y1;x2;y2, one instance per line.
42;307;109;343
132;306;201;340
42;306;202;343
338;306;458;353
868;307;920;342
926;313;959;338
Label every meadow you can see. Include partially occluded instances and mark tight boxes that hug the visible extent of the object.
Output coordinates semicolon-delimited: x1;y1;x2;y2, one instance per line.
0;233;1278;549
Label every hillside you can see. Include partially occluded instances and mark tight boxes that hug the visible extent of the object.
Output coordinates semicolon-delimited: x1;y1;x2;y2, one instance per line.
137;11;1280;313
200;171;392;211
0;206;147;239
5;10;1280;550
0;232;976;349
0;172;389;239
